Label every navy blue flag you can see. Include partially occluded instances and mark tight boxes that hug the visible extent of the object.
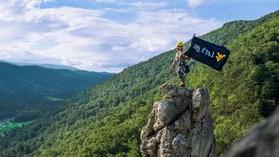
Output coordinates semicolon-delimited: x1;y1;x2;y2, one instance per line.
185;36;230;71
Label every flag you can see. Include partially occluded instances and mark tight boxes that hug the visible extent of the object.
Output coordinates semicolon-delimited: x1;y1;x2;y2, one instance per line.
185;36;230;71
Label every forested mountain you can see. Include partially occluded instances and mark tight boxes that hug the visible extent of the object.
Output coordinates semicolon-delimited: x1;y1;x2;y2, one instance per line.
0;11;278;157
0;62;112;120
4;61;81;71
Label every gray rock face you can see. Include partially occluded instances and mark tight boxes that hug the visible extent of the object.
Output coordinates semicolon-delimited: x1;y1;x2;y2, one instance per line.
140;84;215;157
227;107;279;157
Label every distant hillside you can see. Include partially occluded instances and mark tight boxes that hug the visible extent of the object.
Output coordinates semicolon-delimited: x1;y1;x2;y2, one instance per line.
0;61;81;71
32;64;81;71
0;62;113;120
0;11;278;157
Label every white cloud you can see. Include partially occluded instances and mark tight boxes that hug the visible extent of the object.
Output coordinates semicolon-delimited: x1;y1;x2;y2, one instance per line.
119;1;169;10
0;0;221;72
92;0;117;3
187;0;209;8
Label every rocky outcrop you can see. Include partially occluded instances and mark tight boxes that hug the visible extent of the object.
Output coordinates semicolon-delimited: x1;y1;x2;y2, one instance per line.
140;84;215;157
227;107;279;157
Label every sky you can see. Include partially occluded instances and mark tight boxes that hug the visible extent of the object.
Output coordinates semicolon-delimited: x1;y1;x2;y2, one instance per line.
0;0;278;72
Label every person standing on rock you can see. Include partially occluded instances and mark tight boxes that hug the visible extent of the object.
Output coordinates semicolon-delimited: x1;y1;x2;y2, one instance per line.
172;41;191;87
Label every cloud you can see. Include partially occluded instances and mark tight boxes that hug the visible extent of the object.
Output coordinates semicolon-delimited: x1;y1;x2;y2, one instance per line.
0;0;221;72
118;1;169;11
187;0;209;8
92;0;117;3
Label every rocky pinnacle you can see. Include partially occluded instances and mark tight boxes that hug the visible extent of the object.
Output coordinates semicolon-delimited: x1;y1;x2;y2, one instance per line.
140;84;215;157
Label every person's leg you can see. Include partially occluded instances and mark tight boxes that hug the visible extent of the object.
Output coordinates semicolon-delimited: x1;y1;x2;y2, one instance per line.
178;70;185;86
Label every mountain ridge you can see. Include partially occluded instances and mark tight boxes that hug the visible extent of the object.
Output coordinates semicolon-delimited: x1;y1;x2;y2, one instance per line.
0;62;112;120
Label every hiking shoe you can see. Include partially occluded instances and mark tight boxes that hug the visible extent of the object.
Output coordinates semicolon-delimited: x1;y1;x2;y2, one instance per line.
179;83;185;87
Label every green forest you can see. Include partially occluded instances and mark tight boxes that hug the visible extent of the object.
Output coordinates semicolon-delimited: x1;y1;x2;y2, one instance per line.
0;62;112;122
0;11;278;157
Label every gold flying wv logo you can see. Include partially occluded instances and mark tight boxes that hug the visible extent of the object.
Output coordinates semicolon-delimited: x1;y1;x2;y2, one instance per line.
216;52;226;62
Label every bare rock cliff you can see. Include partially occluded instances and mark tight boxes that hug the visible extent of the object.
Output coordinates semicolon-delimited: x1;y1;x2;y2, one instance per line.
227;107;279;157
140;84;215;157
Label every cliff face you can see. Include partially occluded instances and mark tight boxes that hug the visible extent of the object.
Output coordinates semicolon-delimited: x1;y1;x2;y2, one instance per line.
140;84;215;157
227;107;279;157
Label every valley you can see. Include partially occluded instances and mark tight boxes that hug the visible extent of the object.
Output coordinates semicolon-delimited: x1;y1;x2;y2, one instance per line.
0;62;113;132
